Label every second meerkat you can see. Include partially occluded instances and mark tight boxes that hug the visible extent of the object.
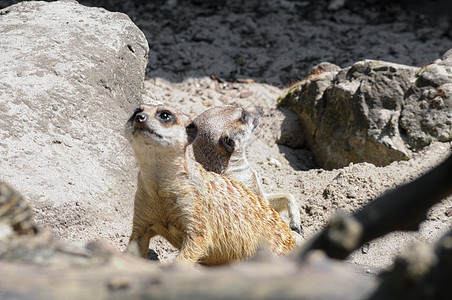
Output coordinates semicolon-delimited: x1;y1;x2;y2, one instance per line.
190;105;303;235
125;104;295;265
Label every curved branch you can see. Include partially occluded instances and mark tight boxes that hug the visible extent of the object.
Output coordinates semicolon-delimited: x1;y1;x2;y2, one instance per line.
300;152;452;260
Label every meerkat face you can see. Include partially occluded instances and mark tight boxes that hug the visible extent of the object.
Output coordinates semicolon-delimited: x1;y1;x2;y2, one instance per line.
125;105;196;151
192;105;263;155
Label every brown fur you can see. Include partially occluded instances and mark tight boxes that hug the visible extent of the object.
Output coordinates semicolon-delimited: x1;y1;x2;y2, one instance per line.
125;104;295;265
190;105;303;236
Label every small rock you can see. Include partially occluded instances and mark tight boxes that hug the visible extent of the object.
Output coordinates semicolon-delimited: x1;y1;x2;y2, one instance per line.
268;158;282;168
239;91;253;98
361;243;370;254
445;207;452;217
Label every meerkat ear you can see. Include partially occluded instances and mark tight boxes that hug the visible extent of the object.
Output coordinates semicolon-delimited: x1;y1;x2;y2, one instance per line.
245;106;263;130
252;106;263;117
221;135;235;153
186;122;198;144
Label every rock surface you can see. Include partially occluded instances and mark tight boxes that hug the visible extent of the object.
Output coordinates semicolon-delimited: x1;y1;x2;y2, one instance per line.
0;0;148;246
401;49;452;149
279;55;452;169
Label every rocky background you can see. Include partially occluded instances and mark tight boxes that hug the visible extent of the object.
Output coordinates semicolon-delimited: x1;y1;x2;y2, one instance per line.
0;0;451;287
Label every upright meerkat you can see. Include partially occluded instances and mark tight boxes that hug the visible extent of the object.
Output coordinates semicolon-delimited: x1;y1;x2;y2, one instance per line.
190;105;303;235
125;104;295;265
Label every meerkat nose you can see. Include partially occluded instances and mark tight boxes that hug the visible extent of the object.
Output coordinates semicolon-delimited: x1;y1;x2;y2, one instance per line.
135;113;147;123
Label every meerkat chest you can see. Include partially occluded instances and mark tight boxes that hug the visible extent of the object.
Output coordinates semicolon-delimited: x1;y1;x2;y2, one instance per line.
148;191;187;220
147;190;192;246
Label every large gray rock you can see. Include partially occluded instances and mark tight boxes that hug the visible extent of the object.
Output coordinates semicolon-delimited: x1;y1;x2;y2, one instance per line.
279;53;452;169
401;49;452;149
0;1;148;245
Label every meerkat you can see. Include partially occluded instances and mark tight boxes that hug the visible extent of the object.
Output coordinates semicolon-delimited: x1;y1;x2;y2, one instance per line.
189;105;304;236
125;104;295;265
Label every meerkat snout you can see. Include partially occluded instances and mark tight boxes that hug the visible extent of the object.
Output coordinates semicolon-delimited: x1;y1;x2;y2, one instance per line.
133;112;148;127
219;106;262;155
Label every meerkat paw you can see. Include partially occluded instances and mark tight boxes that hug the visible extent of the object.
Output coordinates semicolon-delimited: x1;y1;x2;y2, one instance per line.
290;223;304;235
290;230;305;247
266;193;303;235
125;240;142;257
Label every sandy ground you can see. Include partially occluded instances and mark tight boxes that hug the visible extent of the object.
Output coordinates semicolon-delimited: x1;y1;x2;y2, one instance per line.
1;0;451;272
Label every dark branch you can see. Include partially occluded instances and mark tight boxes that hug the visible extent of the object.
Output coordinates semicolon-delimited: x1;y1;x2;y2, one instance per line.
299;152;452;260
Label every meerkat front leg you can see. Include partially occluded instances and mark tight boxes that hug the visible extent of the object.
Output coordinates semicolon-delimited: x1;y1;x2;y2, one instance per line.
128;221;158;258
266;193;303;235
175;232;212;265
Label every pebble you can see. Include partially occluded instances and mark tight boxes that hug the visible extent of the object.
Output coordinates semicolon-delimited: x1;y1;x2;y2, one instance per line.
239;91;253;98
445;207;452;217
268;158;281;168
361;243;370;254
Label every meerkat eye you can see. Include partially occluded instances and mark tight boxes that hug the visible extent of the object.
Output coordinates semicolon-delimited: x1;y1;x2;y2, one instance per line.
240;111;249;123
156;110;174;124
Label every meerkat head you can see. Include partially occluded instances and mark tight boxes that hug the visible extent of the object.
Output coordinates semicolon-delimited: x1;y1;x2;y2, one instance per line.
191;105;262;173
125;104;197;156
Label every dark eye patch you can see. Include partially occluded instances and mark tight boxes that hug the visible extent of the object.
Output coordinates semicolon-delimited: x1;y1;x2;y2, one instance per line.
221;135;235;153
240;111;249;123
186;122;198;144
156;109;175;124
